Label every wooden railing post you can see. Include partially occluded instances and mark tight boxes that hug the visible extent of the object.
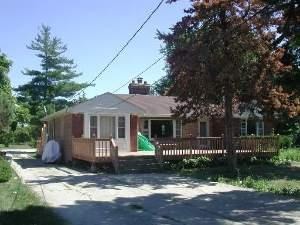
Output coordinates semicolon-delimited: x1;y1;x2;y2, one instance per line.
153;139;163;166
110;137;119;174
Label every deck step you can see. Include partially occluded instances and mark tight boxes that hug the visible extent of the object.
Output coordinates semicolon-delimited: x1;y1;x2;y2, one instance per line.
118;156;162;173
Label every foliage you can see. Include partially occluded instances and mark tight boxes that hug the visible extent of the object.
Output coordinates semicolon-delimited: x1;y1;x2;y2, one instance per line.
0;170;67;225
0;51;14;132
180;161;300;198
278;135;293;149
279;148;300;162
0;157;12;183
13;127;32;144
152;75;173;96
159;1;299;169
0;131;13;147
15;25;89;139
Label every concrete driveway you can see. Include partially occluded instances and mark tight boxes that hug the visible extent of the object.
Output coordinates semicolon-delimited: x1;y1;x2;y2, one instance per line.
6;149;300;225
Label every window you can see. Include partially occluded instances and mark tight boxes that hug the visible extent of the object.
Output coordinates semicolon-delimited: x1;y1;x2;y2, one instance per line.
199;121;208;137
256;120;264;136
118;117;125;138
100;116;116;138
247;120;256;135
240;119;264;136
90;116;98;138
240;119;247;136
176;120;182;138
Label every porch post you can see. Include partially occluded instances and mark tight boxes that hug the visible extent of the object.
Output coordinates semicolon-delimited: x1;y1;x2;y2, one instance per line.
149;119;151;139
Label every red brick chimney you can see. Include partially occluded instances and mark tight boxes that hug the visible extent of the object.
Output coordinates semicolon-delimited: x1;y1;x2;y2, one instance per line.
128;77;150;95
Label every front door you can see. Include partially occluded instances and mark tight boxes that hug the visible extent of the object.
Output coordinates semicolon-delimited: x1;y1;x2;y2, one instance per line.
151;120;173;138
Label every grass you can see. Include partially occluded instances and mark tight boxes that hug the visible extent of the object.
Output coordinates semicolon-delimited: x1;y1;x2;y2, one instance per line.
0;144;32;149
176;151;300;198
0;160;67;225
279;148;300;162
0;157;12;182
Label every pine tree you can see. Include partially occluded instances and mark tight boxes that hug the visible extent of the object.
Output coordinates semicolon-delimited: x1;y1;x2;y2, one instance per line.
16;25;89;116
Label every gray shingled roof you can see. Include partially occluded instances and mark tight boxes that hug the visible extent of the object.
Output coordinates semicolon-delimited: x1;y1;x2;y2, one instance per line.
116;94;177;116
42;93;177;121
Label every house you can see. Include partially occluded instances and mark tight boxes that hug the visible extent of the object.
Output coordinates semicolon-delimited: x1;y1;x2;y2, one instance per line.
41;78;275;162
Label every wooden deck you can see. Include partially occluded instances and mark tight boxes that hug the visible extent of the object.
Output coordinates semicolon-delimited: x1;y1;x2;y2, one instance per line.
72;138;119;172
69;136;279;173
154;136;279;163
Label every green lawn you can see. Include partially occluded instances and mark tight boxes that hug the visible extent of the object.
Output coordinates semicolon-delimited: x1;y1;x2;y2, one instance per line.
180;163;300;198
0;159;67;225
177;149;300;198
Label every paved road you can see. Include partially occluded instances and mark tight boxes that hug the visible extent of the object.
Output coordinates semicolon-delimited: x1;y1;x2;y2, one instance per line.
6;149;300;225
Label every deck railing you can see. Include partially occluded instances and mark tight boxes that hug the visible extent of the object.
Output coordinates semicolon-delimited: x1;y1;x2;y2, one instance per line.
72;138;119;172
154;136;279;163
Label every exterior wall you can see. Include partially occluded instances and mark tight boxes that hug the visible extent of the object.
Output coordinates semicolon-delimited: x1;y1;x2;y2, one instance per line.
48;113;74;163
72;114;84;138
181;117;274;137
63;114;73;162
83;113;131;152
210;118;240;137
182;121;198;137
264;119;274;135
130;115;138;152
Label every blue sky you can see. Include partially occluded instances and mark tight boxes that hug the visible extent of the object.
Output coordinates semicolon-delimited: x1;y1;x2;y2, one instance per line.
0;0;189;98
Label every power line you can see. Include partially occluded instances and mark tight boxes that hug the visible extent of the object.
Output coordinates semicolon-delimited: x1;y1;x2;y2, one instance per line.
87;56;164;113
71;2;269;108
71;0;165;100
112;56;163;93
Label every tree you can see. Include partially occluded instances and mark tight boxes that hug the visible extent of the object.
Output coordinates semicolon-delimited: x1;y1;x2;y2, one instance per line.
159;0;299;170
15;25;89;137
0;51;14;132
152;75;173;95
264;1;300;145
16;25;89;118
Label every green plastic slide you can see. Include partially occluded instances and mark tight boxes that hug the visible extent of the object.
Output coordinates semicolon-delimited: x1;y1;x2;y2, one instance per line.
138;132;155;151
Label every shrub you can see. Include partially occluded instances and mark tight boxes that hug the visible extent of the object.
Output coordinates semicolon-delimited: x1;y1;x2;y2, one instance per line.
279;148;300;162
279;135;293;149
0;157;12;182
0;131;13;147
182;156;212;169
13;126;31;144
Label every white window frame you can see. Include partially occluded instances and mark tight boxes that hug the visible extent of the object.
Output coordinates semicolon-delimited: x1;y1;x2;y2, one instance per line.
256;120;264;136
117;116;126;139
240;119;264;136
88;114;128;139
198;119;209;137
89;115;98;138
175;119;182;138
240;119;247;136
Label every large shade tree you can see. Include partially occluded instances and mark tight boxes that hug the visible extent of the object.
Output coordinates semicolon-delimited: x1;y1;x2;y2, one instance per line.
0;51;14;131
159;0;300;169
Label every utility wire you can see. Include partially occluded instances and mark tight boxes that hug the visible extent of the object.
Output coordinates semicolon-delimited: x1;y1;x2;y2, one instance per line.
71;2;269;109
70;0;165;101
88;56;164;113
111;56;163;94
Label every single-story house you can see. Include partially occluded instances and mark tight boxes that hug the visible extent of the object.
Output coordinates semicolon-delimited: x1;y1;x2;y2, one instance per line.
41;78;274;162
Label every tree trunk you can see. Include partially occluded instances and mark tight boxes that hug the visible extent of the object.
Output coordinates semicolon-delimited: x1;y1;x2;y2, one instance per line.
224;90;237;170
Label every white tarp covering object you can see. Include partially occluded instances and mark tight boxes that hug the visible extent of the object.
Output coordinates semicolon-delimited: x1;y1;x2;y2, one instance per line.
42;140;61;163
